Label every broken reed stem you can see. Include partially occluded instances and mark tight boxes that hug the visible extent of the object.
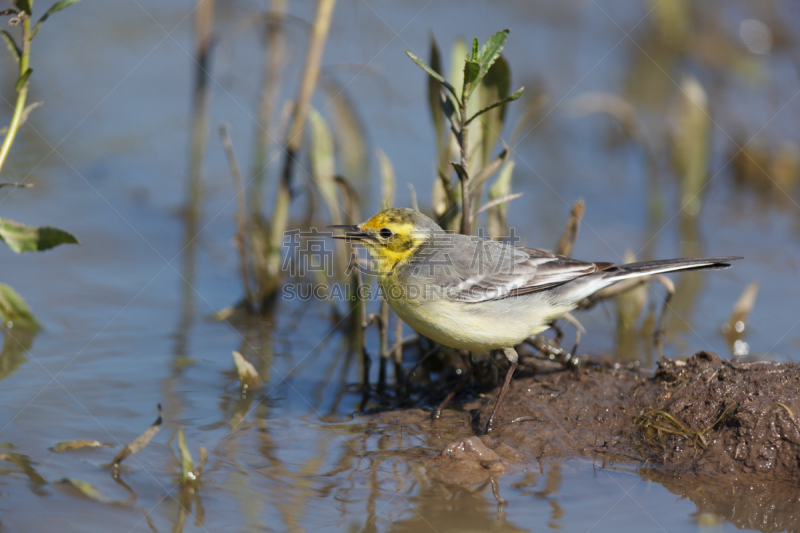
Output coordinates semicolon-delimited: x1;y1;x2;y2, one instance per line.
250;0;287;215
219;124;256;308
555;200;585;257
266;0;337;295
180;0;215;338
188;0;215;192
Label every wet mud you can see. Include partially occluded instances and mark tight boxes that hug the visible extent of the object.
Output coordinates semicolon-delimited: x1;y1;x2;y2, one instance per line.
366;351;800;528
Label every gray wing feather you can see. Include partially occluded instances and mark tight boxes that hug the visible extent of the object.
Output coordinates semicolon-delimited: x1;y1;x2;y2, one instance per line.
405;236;611;303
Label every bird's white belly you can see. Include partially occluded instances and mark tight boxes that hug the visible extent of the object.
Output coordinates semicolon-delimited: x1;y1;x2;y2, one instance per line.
382;277;567;352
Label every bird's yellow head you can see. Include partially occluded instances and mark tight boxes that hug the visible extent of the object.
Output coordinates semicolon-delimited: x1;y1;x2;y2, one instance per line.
330;208;443;274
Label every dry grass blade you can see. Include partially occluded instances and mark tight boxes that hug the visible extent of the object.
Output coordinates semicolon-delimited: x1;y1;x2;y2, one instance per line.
58;478;130;505
671;76;709;219
568;93;638;139
615;250;648;333
376;148;395;209
725;281;759;335
58;478;113;503
52;440;113;452
112;404;163;467
334;176;361;224
407;183;419;212
232;350;261;391
471;192;523;221
470;147;508;193
554;200;585;256
723;281;759;356
636;403;735;451
322;78;367;180
266;0;337;288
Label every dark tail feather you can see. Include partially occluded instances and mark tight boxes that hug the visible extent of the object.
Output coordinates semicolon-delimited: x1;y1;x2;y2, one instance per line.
603;256;742;281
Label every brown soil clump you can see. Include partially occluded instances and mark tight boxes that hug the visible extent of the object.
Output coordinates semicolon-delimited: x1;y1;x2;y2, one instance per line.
644;350;800;479
369;351;800;482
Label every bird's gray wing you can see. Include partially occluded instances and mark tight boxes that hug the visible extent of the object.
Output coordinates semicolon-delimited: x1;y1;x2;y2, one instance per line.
407;238;613;303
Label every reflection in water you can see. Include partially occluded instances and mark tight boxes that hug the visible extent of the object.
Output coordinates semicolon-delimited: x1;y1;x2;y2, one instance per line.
0;449;47;496
390;482;527;533
0;326;35;383
642;469;800;532
1;1;799;532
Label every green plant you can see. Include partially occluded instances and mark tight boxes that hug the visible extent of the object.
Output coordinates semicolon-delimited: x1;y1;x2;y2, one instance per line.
406;29;524;235
0;1;82;327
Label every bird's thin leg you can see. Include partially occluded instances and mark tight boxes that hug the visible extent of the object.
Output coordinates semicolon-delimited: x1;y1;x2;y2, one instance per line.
549;320;564;346
652;275;675;361
571;328;582;357
431;360;478;424
484;348;519;434
561;312;585;357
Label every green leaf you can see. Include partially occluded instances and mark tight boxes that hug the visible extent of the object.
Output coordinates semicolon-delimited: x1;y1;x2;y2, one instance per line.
0;30;20;63
14;68;32;93
31;0;82;38
0;282;38;330
13;0;31;15
440;90;460;135
427;34;444;151
463;30;511;103
477;29;509;79
462;60;480;101
0;218;79;253
467;87;524;125
405;50;458;100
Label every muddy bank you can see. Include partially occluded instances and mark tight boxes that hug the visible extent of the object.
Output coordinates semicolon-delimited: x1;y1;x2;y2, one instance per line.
368;350;800;484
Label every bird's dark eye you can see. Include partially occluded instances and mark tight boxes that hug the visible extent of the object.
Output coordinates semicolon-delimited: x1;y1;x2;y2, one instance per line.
379;227;393;239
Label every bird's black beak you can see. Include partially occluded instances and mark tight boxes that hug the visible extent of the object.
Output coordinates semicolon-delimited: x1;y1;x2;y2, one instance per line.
328;224;372;241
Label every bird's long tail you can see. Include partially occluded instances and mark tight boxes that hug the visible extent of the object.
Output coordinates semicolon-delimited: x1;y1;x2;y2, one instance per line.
602;257;742;282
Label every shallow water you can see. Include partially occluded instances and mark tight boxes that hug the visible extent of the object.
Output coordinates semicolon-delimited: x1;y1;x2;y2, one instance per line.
1;0;799;531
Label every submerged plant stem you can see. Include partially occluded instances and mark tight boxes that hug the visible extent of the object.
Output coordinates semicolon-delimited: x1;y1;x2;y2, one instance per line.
219;124;255;308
